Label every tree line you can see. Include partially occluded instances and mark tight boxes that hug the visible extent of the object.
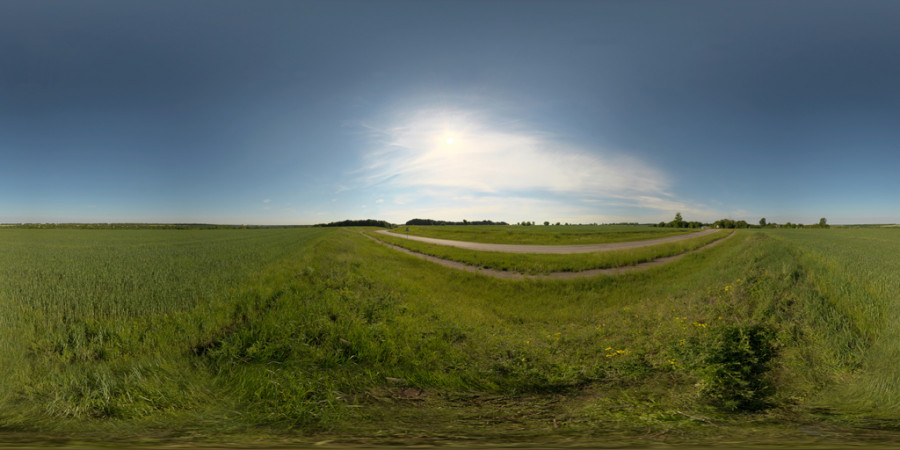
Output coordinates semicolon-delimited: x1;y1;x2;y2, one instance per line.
315;219;393;228
655;213;830;229
405;218;509;226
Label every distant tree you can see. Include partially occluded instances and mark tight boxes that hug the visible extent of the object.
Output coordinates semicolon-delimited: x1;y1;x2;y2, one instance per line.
759;218;767;227
665;212;689;228
555;222;561;226
819;217;828;228
544;221;550;226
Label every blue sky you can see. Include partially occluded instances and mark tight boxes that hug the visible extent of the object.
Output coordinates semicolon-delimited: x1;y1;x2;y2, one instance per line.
3;0;900;225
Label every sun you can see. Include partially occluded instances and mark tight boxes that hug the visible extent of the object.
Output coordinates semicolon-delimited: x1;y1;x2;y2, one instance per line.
445;137;455;144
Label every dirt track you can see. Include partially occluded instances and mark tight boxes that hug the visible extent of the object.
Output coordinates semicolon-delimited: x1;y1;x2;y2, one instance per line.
366;231;735;280
375;228;722;254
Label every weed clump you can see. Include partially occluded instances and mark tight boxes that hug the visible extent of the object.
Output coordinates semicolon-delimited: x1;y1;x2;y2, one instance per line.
683;324;777;411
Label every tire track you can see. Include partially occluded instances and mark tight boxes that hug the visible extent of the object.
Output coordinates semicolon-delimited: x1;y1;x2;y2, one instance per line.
365;231;735;280
374;228;721;254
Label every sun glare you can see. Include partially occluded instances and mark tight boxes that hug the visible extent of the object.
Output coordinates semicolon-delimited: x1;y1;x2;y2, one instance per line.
445;137;455;144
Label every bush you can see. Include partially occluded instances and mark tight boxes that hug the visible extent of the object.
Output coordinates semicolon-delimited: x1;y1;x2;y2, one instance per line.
686;324;777;411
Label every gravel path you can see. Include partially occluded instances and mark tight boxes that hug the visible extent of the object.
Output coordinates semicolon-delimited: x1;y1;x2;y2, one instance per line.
365;231;735;280
375;228;722;254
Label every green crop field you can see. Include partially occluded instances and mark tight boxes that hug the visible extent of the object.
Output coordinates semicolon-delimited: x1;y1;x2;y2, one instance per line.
388;224;696;244
3;226;900;446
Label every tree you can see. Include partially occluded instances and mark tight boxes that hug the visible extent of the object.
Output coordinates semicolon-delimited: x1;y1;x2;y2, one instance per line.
819;217;829;228
544;221;550;226
759;218;766;227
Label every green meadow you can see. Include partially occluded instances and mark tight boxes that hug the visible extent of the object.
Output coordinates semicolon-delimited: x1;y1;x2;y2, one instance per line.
2;226;900;445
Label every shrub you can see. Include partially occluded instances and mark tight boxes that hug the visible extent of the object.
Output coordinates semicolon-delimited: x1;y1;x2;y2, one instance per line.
686;324;777;411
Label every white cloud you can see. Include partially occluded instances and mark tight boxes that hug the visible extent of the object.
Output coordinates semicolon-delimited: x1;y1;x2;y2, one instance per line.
263;198;271;203
355;109;669;198
351;108;716;221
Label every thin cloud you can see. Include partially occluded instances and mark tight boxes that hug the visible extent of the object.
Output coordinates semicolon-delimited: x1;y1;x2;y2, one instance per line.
356;109;669;198
353;108;712;221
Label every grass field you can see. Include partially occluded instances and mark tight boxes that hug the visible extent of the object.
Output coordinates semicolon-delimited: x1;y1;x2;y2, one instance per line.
372;228;728;274
387;224;696;244
2;226;900;445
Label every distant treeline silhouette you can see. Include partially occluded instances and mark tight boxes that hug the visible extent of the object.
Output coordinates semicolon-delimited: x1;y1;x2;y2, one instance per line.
405;218;509;226
315;219;393;228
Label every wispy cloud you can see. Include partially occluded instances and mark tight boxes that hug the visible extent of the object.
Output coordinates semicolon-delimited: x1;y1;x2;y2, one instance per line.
350;108;713;222
356;109;668;196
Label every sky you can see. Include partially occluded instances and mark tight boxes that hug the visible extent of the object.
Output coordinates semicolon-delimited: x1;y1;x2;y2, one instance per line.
3;0;900;225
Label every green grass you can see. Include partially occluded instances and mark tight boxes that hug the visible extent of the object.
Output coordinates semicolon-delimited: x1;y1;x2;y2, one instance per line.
0;228;329;433
3;227;900;445
388;224;697;244
372;228;728;274
760;228;900;410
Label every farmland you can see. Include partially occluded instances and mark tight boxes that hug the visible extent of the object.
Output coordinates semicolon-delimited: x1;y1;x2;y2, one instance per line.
2;226;900;445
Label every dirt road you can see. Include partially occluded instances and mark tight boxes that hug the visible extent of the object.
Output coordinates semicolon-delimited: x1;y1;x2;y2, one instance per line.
365;231;734;280
375;228;722;254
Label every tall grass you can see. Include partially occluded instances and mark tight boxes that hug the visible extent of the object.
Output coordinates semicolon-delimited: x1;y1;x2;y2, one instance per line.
0;228;327;429
762;228;900;411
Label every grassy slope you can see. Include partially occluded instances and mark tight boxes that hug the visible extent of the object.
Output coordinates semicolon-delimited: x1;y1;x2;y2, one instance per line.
372;229;728;274
388;224;695;244
1;228;899;445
